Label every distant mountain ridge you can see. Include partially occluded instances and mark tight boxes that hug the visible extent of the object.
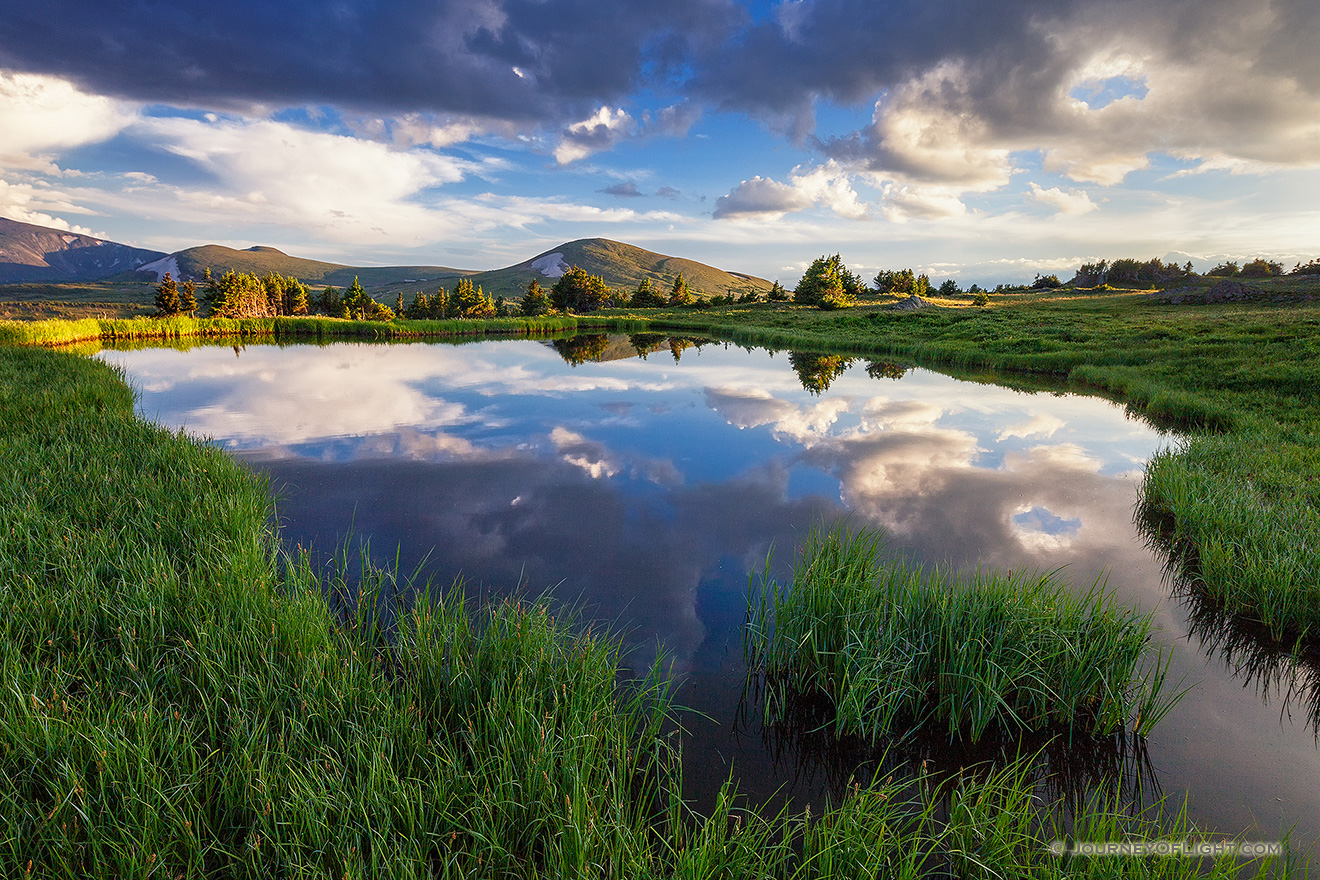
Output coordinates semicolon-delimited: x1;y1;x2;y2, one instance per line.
0;217;165;283
1;217;773;300
133;245;468;289
477;238;772;300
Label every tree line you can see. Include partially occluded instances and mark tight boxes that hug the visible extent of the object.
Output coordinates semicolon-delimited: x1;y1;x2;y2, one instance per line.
155;264;771;320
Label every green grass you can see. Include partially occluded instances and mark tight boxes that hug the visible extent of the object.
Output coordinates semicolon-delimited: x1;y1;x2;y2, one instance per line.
0;341;1297;877
746;524;1178;744
0;313;591;347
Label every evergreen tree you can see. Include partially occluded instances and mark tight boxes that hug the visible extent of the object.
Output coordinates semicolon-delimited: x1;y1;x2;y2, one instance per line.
668;274;693;306
521;279;549;316
407;291;431;319
632;278;666;308
317;286;346;318
206;270;272;318
343;277;370;319
283;277;310;315
433;287;452;319
795;255;854;309
261;272;284;316
154;273;182;316
452;278;495;318
550;267;611;313
179;279;197;316
396;292;405;315
767;280;789;302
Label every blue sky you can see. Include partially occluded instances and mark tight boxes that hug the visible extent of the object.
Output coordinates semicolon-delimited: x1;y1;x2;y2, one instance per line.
1;0;1318;285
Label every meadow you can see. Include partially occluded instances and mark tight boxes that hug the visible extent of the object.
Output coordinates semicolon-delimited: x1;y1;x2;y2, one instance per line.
0;286;1311;876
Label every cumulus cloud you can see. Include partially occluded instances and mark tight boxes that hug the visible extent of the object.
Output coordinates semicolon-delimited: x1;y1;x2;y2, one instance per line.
1027;182;1098;215
0;71;135;168
120;115;481;244
713;160;864;220
713;175;812;220
554;102;701;163
704;0;1320;212
554;106;636;164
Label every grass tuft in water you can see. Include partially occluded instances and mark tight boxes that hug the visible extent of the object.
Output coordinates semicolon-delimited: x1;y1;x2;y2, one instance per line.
746;523;1180;743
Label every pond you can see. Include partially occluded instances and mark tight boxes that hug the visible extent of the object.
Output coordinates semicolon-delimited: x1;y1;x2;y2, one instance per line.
100;332;1320;853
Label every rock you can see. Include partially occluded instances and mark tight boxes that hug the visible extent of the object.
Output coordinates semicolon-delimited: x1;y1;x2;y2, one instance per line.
891;295;928;311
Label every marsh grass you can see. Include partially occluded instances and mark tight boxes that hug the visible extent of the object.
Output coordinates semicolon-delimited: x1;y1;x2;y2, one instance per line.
746;524;1179;744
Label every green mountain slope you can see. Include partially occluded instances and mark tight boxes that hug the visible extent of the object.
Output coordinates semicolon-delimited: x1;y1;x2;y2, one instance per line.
131;245;467;288
130;238;772;303
465;238;773;301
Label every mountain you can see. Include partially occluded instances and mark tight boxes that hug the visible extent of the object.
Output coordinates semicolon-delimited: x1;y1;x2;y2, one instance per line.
467;238;773;300
134;245;467;288
136;237;771;301
1;217;772;303
0;217;165;283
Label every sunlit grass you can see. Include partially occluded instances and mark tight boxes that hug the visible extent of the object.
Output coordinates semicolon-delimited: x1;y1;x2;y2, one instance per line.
746;524;1180;743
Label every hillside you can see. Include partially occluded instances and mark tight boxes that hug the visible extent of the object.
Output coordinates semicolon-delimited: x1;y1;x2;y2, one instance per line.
466;238;773;300
0;217;164;283
1;217;773;308
134;245;467;288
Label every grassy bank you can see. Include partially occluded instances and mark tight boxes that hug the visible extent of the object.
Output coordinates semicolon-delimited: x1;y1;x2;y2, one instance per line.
0;313;604;346
651;286;1320;647
0;339;1291;876
746;525;1176;744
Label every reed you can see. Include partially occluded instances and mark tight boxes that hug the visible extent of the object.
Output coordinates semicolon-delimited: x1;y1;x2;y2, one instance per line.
746;524;1180;743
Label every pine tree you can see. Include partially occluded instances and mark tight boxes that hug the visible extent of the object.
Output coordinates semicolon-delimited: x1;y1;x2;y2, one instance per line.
453;278;495;318
179;279;197;315
284;277;310;315
668;274;693;306
521;279;549;316
154;273;182;316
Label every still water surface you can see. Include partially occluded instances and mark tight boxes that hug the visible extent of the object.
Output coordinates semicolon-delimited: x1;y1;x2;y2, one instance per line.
101;334;1320;852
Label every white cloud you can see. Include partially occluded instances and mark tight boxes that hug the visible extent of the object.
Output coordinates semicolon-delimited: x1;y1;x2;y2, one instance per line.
0;179;99;231
714;161;866;221
0;71;136;169
997;414;1066;441
124;115;481;245
1027;182;1098;215
554;107;637;164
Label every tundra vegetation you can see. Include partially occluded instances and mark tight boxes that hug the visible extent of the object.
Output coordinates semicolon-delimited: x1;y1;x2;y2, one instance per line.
0;252;1316;876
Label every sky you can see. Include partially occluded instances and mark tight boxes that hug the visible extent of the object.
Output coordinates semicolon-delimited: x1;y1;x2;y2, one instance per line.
1;0;1318;285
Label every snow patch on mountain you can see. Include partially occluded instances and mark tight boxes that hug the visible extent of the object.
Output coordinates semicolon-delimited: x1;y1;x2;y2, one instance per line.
530;252;569;278
137;255;181;282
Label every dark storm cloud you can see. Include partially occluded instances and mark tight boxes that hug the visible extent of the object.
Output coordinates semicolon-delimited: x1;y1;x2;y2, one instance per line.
698;0;1320;173
0;0;742;124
